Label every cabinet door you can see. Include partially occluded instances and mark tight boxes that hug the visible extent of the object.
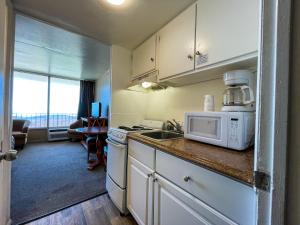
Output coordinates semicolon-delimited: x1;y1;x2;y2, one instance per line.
158;4;196;80
153;174;237;225
127;155;154;225
132;35;157;78
156;150;255;225
195;0;259;69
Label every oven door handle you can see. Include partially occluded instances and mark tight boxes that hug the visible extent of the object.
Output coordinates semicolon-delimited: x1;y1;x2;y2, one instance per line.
106;138;125;148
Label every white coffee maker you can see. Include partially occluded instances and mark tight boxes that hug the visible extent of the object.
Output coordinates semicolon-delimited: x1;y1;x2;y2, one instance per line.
222;70;255;112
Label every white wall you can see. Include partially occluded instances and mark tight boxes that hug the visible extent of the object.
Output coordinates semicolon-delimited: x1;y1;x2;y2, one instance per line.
95;69;111;117
286;0;300;224
145;78;225;122
110;45;148;127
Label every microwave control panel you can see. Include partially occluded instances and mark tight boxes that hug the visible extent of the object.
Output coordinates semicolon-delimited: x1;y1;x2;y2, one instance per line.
228;116;243;149
227;112;254;150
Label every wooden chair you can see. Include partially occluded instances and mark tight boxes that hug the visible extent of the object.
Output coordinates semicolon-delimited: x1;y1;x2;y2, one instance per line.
85;118;107;163
87;117;106;127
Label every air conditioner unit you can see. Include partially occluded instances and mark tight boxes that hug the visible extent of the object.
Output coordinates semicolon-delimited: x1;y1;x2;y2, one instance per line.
48;129;68;141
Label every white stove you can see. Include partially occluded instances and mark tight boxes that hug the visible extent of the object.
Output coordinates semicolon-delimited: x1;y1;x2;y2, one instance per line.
108;126;153;144
106;120;163;214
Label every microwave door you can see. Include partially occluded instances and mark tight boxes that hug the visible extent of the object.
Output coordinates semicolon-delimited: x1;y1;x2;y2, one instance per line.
186;115;227;147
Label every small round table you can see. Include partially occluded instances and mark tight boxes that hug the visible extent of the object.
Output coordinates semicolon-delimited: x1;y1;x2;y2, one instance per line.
75;126;108;170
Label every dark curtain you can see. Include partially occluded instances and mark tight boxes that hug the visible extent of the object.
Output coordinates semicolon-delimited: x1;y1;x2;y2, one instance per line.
77;80;95;119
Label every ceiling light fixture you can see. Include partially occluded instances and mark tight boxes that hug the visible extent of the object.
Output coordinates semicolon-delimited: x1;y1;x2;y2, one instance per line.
107;0;125;5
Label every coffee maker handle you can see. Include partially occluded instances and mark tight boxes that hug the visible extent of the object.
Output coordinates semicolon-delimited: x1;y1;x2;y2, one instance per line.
241;86;255;104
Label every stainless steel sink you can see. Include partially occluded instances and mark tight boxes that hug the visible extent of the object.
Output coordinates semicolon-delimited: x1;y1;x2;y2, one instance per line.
141;131;183;140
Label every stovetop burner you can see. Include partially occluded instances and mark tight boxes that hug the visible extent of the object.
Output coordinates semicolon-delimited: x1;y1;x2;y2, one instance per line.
118;125;153;131
118;126;139;131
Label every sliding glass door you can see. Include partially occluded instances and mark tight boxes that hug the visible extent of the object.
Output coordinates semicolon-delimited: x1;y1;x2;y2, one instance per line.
12;72;48;128
12;71;80;128
49;77;80;128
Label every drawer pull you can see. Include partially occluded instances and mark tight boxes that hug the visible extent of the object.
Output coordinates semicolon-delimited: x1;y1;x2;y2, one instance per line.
195;51;203;56
183;176;191;182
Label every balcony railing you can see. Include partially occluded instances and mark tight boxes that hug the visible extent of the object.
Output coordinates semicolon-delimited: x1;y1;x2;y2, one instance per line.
12;113;77;128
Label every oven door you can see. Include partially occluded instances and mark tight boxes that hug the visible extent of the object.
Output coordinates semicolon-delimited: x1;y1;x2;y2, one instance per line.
184;112;228;147
106;138;128;189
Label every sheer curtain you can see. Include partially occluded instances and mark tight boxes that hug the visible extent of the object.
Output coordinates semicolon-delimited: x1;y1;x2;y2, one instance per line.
77;80;95;119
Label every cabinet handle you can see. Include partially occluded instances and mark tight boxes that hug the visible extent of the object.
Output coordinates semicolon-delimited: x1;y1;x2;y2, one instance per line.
147;173;153;178
153;178;158;182
150;57;154;62
187;54;193;60
183;176;191;182
195;51;202;56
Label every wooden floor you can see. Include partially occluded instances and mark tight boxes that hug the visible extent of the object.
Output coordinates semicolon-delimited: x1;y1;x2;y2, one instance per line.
25;194;137;225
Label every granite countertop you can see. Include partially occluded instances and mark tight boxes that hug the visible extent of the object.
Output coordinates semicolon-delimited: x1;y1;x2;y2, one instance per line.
127;132;254;185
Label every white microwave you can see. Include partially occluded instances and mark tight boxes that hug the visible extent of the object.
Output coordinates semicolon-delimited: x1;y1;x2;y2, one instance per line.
184;111;255;150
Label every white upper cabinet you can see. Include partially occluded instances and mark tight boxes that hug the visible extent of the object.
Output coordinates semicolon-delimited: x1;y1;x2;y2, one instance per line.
195;0;259;69
131;0;259;85
157;4;196;80
132;35;157;78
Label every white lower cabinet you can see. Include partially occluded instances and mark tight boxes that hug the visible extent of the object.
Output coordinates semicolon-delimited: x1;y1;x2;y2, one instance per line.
127;141;255;225
127;155;154;225
156;150;255;225
153;174;237;225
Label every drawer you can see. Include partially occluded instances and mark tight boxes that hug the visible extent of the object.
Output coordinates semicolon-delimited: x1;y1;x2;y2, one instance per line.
156;150;255;225
128;139;155;170
154;174;237;225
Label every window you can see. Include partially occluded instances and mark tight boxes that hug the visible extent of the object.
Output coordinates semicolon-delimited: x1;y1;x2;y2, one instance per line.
12;72;48;128
12;72;80;128
49;78;80;128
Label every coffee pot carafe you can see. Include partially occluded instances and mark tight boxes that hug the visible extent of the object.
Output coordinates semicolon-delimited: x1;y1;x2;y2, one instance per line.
223;85;254;106
221;70;256;112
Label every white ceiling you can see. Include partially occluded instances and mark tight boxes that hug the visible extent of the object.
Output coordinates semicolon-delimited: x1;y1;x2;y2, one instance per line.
14;14;111;80
13;0;195;80
12;0;196;49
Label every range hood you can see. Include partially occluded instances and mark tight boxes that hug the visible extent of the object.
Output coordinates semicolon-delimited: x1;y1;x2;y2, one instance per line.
127;71;166;92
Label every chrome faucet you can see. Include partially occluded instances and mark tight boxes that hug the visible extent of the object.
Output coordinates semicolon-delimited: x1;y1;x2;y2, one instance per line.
165;119;184;134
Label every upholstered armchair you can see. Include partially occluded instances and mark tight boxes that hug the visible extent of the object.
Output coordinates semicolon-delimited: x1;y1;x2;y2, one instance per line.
67;119;84;141
12;119;30;149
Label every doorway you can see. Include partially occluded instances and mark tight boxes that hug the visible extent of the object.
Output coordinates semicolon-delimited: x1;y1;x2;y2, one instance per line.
10;14;110;225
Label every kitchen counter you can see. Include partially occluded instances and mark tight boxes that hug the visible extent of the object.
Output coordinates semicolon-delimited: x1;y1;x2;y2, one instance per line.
127;133;254;185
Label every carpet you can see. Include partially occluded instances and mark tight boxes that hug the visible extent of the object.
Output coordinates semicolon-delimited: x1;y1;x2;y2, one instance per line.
11;141;106;225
